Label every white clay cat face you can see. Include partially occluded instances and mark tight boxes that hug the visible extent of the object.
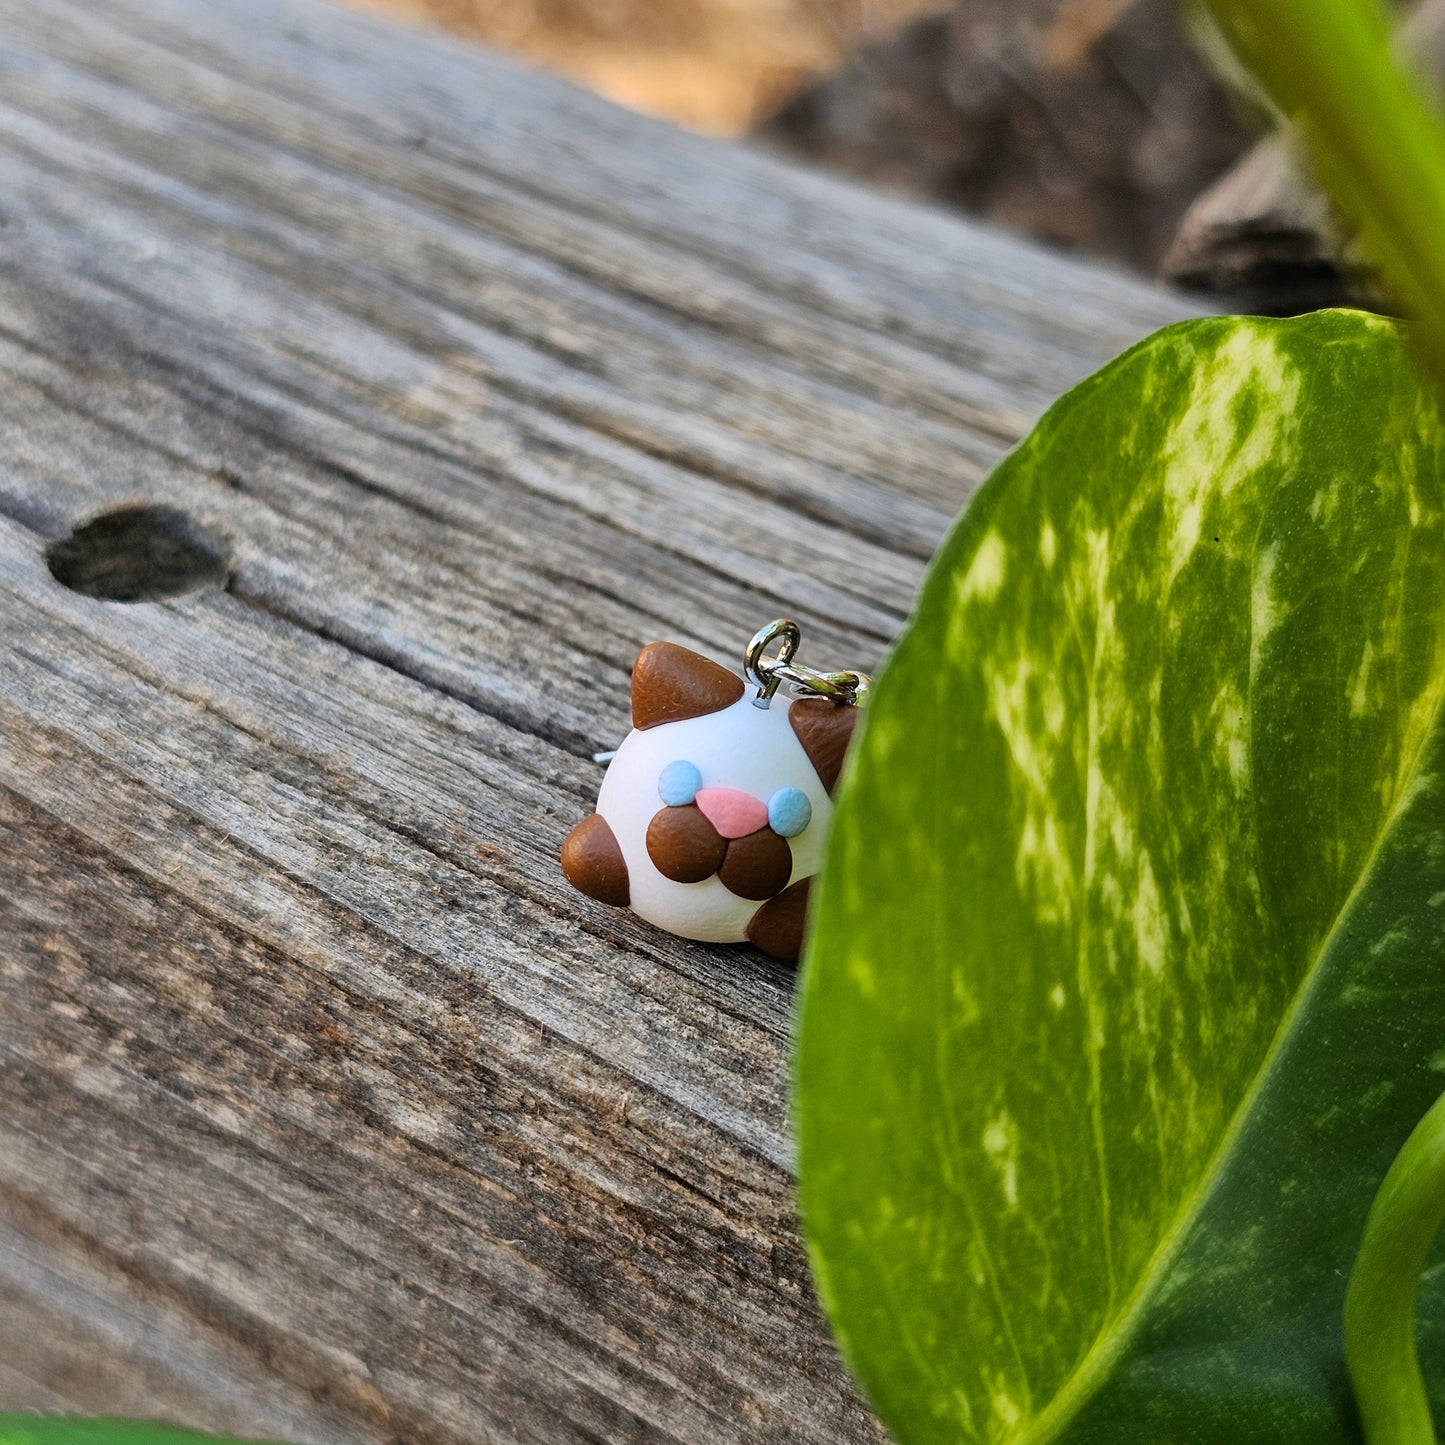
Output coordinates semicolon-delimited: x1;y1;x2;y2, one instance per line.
561;642;857;962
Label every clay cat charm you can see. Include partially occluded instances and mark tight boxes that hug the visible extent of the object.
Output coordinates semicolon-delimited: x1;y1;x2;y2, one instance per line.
561;640;859;963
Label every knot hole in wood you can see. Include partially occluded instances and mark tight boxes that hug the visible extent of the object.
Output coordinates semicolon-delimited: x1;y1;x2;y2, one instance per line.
46;504;231;603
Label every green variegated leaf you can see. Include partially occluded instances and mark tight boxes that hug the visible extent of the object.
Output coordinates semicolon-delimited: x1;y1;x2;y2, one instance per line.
795;310;1445;1444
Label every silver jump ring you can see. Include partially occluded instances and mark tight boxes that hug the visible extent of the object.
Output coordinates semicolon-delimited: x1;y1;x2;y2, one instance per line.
745;619;799;707
745;618;871;710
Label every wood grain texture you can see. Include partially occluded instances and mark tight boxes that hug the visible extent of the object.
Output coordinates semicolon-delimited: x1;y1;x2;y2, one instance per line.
0;2;1197;1440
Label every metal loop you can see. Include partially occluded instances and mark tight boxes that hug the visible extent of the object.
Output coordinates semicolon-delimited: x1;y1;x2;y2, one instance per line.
745;619;799;707
744;618;870;710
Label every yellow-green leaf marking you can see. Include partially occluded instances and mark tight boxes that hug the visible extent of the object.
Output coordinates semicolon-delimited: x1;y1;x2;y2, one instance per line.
795;311;1445;1443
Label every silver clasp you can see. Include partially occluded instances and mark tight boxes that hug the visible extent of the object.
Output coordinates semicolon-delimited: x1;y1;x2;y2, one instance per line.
744;619;871;710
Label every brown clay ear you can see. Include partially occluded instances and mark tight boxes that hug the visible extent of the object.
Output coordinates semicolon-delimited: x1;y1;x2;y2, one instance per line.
561;814;630;907
789;698;858;795
631;642;744;730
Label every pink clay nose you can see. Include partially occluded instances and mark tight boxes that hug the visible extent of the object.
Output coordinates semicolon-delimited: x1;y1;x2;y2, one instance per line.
695;787;769;839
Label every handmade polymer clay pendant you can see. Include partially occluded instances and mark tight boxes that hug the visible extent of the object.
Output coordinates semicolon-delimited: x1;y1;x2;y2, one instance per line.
560;620;869;964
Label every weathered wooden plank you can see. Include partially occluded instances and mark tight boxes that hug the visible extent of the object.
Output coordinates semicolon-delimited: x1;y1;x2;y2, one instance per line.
0;1216;364;1444
0;1;1197;1440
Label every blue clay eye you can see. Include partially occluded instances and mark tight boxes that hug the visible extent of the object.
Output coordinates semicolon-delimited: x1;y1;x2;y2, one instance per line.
767;786;812;838
658;759;702;807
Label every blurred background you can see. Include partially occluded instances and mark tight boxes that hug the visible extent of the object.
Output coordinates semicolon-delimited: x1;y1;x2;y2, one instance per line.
341;0;1411;314
348;0;945;135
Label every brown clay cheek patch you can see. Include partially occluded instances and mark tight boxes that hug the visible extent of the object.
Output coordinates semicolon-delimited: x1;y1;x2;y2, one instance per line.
561;814;631;907
747;878;812;964
718;828;793;900
646;804;728;883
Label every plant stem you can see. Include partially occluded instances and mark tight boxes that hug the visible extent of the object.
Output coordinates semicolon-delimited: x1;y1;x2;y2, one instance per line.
1344;1089;1445;1444
1199;0;1445;388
